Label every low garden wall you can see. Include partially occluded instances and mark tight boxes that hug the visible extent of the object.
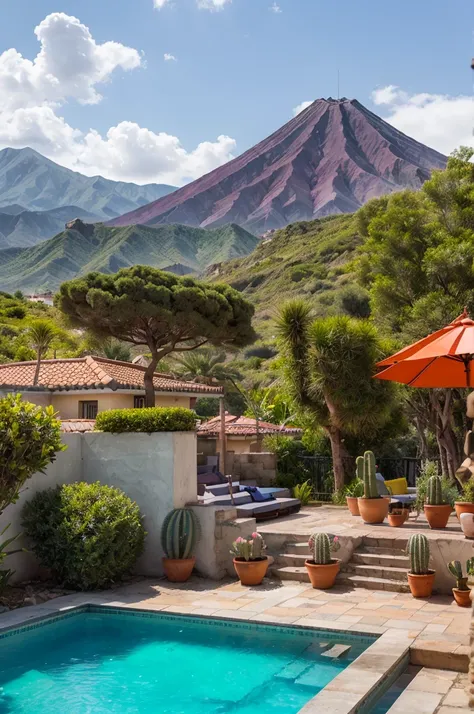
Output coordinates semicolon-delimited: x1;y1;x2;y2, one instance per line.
0;431;197;583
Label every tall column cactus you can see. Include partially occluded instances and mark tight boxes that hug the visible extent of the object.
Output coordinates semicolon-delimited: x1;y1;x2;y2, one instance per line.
426;475;443;505
407;533;430;574
358;450;378;499
161;508;200;559
309;533;331;564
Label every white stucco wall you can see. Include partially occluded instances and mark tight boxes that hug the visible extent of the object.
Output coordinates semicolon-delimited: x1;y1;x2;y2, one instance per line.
0;433;82;582
1;431;197;582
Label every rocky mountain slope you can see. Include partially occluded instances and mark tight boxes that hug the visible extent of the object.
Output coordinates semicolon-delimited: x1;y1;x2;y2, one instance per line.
0;205;100;249
0;148;176;221
0;221;258;293
109;98;447;234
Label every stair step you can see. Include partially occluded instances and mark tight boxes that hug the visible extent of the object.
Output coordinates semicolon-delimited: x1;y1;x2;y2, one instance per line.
362;536;408;550
342;563;408;581
338;574;410;592
352;552;409;568
285;542;311;555
277;553;309;567
273;566;310;582
361;544;407;556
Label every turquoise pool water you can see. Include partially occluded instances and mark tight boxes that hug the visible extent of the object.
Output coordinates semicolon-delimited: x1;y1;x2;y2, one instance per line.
0;608;374;714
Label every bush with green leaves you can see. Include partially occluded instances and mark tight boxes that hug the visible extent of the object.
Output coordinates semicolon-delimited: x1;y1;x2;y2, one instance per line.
22;482;145;590
263;435;309;489
0;394;65;514
95;407;196;433
293;480;313;505
458;480;474;503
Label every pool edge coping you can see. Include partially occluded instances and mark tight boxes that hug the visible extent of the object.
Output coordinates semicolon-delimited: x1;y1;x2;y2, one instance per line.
0;599;412;714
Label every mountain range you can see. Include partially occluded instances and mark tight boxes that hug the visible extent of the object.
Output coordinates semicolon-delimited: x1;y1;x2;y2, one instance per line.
0;147;175;223
108;98;447;234
0;220;258;293
0;205;101;249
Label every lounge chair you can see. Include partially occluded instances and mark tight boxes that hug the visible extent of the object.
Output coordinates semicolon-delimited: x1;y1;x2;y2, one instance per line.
375;473;417;507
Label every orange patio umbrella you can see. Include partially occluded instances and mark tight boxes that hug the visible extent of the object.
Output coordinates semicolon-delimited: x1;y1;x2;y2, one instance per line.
375;309;474;388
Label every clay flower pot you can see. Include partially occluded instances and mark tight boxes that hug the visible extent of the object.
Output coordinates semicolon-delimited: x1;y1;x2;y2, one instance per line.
346;496;360;516
388;512;406;528
460;512;474;538
233;557;269;586
357;497;389;524
454;502;474;520
452;587;472;608
407;570;436;598
305;559;340;589
424;504;452;529
163;557;195;583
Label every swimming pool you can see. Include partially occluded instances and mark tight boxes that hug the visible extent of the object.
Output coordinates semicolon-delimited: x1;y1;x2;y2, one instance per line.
0;607;376;714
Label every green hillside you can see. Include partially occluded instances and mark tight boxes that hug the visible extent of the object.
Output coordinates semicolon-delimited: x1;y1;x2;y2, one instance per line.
0;222;259;293
207;215;366;337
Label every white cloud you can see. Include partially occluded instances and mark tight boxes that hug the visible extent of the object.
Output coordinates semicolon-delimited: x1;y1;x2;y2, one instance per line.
371;85;474;155
197;0;232;9
0;12;236;185
270;2;282;12
292;100;313;117
164;53;177;61
154;0;170;6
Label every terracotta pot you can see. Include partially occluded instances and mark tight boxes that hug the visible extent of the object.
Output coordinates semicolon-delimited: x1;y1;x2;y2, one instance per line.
346;496;360;516
460;512;474;538
305;559;340;589
162;557;195;583
452;587;472;607
388;513;406;528
454;502;474;520
357;497;389;524
233;557;269;586
424;504;452;529
407;570;436;598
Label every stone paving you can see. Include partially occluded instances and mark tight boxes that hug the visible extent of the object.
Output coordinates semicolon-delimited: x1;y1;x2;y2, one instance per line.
387;670;470;714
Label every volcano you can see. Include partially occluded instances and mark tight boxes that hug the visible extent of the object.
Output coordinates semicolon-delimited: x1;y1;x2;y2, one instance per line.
109;98;447;234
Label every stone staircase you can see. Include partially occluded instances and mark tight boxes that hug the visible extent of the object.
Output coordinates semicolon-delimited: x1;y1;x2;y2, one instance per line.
273;535;410;592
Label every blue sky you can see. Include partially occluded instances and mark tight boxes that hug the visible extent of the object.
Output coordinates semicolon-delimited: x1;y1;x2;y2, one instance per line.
0;0;472;185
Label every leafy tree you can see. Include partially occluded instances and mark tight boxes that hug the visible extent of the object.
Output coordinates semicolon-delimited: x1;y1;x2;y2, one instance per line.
28;319;56;385
56;266;256;406
276;300;402;490
356;148;474;475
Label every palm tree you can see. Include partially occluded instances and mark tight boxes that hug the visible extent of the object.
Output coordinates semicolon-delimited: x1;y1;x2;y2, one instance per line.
29;320;56;386
276;300;400;491
102;340;132;362
172;349;241;385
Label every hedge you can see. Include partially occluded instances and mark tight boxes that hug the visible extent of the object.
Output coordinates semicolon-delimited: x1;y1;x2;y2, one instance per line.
95;406;197;433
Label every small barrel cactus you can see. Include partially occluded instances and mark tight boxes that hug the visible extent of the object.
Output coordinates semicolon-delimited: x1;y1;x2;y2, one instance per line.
426;475;443;505
161;508;200;559
407;533;430;575
308;532;340;565
357;450;378;499
230;532;267;561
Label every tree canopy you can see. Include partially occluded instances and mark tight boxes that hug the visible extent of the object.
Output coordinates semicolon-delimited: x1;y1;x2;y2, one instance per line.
56;266;256;406
276;300;404;490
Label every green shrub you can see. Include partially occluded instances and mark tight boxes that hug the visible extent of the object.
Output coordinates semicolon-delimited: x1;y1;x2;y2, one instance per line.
0;395;65;513
22;482;145;590
5;306;26;319
95;407;196;433
293;480;313;505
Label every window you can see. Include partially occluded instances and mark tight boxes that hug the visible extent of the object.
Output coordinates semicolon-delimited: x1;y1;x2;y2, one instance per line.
79;400;98;419
134;395;146;409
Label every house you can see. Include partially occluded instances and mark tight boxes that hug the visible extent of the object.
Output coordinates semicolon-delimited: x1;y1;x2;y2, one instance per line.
197;413;302;455
0;355;223;419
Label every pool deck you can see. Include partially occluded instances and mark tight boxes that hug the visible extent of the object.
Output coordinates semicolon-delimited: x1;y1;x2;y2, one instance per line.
0;574;471;714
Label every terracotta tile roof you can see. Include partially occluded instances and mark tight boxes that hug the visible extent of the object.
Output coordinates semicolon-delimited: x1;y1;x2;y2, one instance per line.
60;419;96;433
0;356;223;395
197;413;302;437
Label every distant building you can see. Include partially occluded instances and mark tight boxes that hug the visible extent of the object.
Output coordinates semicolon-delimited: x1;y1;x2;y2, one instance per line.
197;412;302;454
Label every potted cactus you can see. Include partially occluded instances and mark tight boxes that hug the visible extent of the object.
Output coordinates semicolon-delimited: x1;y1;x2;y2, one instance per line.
454;480;474;520
161;508;200;582
346;478;364;516
424;475;453;529
231;532;268;586
356;450;389;524
447;559;474;607
407;533;435;598
305;532;341;589
387;503;409;528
